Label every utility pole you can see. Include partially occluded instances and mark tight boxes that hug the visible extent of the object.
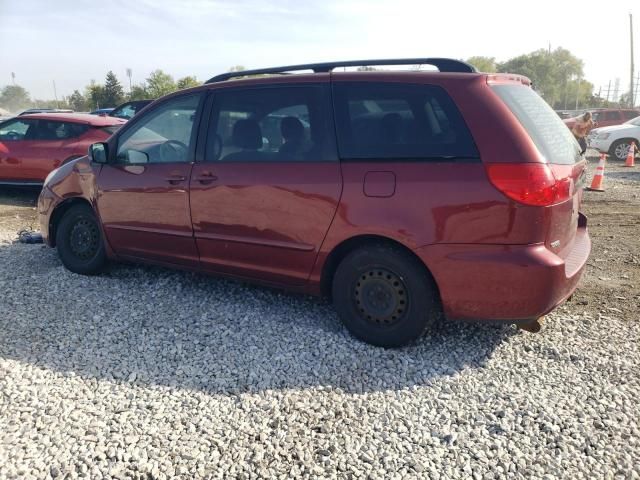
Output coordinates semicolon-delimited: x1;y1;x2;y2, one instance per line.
52;80;59;108
606;79;611;102
10;72;15;85
630;13;635;107
126;68;132;97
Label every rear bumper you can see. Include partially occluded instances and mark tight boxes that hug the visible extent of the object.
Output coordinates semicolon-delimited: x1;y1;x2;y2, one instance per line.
416;214;591;322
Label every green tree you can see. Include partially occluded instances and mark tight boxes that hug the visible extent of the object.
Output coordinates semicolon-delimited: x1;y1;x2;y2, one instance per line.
146;69;176;98
130;84;151;101
228;65;246;72
87;82;106;110
68;90;87;111
103;71;125;106
466;56;497;73
498;48;586;108
176;76;200;90
0;85;31;112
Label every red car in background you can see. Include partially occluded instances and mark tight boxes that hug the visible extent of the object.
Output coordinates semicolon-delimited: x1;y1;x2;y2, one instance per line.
0;113;125;186
563;108;640;130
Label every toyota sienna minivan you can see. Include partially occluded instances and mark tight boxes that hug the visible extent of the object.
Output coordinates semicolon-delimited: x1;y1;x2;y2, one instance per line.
38;58;591;347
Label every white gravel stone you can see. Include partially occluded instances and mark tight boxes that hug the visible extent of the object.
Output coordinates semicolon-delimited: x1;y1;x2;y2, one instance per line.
0;243;639;478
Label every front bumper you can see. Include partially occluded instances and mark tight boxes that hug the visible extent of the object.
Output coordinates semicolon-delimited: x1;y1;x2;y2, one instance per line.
37;186;61;246
416;214;591;322
588;138;611;153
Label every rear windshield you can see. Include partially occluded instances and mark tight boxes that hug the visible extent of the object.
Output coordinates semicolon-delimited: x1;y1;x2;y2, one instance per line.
492;85;581;165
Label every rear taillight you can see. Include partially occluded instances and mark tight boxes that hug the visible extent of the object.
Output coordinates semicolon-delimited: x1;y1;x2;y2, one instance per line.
485;163;573;206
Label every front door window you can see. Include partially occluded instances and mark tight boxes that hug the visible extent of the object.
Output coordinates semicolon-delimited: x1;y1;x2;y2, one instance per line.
116;95;200;164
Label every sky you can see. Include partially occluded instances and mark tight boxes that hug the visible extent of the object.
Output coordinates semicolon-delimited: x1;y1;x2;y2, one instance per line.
0;0;638;101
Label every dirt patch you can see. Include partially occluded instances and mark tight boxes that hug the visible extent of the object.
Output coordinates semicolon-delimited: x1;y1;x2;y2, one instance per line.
0;187;39;242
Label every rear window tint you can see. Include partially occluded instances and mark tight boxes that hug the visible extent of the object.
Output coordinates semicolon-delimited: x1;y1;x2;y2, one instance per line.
492;85;581;165
333;83;479;160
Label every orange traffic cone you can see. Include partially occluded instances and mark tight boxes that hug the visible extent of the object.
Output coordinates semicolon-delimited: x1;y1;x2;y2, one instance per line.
623;141;636;167
586;153;606;192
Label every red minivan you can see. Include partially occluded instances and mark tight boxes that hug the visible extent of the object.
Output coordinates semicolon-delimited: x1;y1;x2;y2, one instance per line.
0;113;125;185
38;59;591;347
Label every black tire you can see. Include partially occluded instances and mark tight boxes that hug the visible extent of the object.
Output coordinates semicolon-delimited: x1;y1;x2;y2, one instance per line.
608;139;635;161
55;204;106;275
332;244;439;348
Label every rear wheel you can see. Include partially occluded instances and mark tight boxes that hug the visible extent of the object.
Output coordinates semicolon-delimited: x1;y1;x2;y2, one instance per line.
608;139;635;161
332;244;439;347
55;204;106;275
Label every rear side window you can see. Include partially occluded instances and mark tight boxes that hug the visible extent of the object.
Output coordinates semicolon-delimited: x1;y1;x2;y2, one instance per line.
332;82;478;160
492;85;581;165
33;121;89;140
623;110;639;120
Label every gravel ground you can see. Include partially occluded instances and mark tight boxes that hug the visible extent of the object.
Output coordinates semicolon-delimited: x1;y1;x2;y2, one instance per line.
1;156;639;479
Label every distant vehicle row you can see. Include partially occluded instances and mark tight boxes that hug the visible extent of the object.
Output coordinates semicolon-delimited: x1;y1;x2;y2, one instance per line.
0;100;154;185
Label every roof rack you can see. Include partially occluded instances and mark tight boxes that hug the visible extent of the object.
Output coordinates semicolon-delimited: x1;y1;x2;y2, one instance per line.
205;58;477;83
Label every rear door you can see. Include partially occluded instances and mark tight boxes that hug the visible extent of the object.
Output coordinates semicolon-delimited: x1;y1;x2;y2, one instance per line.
189;84;342;285
491;85;586;259
97;93;203;267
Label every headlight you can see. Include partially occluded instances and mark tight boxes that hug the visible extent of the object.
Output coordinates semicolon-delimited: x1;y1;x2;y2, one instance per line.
43;168;59;186
597;133;611;140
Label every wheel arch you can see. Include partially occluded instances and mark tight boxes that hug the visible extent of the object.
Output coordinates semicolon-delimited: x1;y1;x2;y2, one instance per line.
320;234;441;300
49;197;94;247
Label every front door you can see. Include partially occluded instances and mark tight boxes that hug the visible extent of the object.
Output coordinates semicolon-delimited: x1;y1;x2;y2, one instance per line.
190;84;342;285
97;93;203;267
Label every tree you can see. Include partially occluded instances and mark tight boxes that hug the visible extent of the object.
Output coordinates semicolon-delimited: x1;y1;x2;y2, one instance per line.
103;71;125;106
146;69;176;98
130;84;151;101
497;48;586;108
176;76;200;90
87;82;106;110
466;56;497;73
68;90;87;111
228;65;246;72
0;85;31;112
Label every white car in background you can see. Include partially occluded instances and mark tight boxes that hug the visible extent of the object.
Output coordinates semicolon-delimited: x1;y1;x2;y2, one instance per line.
589;116;640;161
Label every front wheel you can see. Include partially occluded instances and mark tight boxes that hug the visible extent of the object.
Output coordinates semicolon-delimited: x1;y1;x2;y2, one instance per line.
332;244;440;348
55;204;106;275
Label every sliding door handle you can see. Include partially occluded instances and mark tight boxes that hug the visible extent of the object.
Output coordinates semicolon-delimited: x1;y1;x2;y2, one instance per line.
195;171;218;184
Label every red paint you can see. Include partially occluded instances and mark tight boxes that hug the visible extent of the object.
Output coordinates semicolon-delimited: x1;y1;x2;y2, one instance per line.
38;70;591;323
0;113;125;183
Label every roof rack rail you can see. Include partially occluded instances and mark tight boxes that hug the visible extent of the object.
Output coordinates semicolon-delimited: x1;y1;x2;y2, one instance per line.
205;58;476;83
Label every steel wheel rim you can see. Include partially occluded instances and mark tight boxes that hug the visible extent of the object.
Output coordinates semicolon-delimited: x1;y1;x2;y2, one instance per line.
69;218;99;260
354;268;408;326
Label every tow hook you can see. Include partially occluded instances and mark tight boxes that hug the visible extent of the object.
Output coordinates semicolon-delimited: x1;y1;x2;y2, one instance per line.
519;317;544;333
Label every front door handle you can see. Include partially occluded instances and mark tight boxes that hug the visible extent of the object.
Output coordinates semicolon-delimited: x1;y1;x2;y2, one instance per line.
195;171;218;184
165;175;187;185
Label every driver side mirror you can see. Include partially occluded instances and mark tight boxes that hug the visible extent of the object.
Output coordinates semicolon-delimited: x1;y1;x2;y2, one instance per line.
88;142;108;164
